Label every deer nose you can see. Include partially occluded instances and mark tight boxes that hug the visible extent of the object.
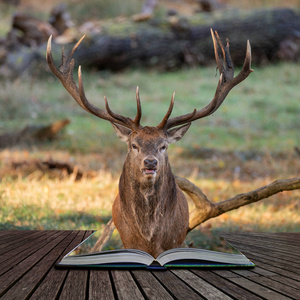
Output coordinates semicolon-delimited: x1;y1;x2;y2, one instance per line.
144;157;158;169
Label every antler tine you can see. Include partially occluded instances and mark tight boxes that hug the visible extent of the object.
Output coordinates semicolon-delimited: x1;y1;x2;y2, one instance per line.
70;35;86;58
104;96;139;128
231;39;253;86
103;87;143;130
47;35;142;130
46;36;62;78
211;29;223;75
47;35;89;113
157;92;196;130
133;86;142;127
161;29;253;130
157;92;175;130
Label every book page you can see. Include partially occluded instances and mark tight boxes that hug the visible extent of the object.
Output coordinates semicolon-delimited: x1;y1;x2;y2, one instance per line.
59;232;155;266
58;233;254;268
156;238;254;267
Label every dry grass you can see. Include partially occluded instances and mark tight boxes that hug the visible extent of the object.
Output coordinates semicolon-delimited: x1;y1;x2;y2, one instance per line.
1;146;299;249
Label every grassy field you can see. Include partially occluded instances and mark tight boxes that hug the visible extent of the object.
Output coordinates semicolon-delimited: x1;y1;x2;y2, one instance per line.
1;62;299;250
0;0;299;251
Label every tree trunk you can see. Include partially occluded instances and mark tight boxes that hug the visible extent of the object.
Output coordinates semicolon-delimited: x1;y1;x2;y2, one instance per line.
2;8;299;76
72;8;300;70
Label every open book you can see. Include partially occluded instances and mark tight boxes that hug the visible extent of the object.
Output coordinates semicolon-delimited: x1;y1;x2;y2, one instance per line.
57;233;255;269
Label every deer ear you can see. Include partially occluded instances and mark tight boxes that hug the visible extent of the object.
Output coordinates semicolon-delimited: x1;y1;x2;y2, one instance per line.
111;123;132;143
167;123;191;144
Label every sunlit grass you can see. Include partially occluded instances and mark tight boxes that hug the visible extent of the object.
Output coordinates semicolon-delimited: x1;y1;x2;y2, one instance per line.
0;171;116;228
1;171;299;250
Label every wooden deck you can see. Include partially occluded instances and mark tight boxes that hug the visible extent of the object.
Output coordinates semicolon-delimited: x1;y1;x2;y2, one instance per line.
0;231;299;299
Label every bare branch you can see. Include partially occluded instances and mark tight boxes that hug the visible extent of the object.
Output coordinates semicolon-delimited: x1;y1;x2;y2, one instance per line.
175;176;300;232
91;219;116;252
211;177;300;219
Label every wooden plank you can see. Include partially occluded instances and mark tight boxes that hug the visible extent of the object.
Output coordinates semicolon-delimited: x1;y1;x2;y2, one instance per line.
250;266;278;277
0;231;59;266
171;269;232;300
248;275;300;298
229;247;300;281
224;234;300;255
58;231;96;300
229;236;300;256
250;256;300;282
0;231;70;297
153;270;204;299
272;233;300;240
224;237;300;261
0;230;62;272
213;269;259;279
59;269;88;300
213;266;296;299
269;275;300;290
111;270;145;300
224;240;300;277
0;231;40;253
131;270;173;300
0;230;26;242
234;232;300;243
89;270;115;300
0;230;30;241
0;231;74;300
226;238;296;263
30;231;89;300
224;231;300;245
0;230;49;257
212;269;295;299
233;269;300;290
0;230;62;276
192;270;262;300
0;231;19;239
228;277;291;300
216;238;300;298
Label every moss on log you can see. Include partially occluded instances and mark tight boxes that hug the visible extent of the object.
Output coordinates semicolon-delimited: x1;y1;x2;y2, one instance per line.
72;8;300;70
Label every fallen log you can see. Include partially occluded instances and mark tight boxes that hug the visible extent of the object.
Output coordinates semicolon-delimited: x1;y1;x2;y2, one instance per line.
72;8;300;70
0;119;70;148
1;7;299;76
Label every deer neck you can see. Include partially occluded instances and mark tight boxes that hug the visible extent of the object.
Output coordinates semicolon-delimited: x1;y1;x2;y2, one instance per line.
119;156;177;213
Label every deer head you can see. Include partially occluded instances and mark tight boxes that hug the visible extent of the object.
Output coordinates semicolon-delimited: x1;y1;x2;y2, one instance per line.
110;91;194;187
46;29;253;257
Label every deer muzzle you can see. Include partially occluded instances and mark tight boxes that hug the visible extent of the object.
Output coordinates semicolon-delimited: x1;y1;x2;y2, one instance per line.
143;156;158;176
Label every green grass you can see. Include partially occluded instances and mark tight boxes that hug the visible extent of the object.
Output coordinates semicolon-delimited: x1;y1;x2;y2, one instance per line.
67;0;143;23
1;62;299;153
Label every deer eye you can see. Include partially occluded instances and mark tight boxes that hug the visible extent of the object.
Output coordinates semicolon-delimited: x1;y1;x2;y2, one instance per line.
132;143;138;151
160;145;167;152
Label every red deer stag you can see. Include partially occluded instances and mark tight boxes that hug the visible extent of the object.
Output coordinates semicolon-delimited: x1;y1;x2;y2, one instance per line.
46;29;252;257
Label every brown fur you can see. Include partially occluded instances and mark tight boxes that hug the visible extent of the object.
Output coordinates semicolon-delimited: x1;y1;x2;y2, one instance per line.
112;127;189;258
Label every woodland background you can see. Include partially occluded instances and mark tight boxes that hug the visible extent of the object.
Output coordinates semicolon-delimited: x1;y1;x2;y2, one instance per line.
0;0;299;250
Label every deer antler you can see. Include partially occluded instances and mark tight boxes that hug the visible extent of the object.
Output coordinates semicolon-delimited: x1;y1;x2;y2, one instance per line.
160;29;254;130
46;35;142;130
